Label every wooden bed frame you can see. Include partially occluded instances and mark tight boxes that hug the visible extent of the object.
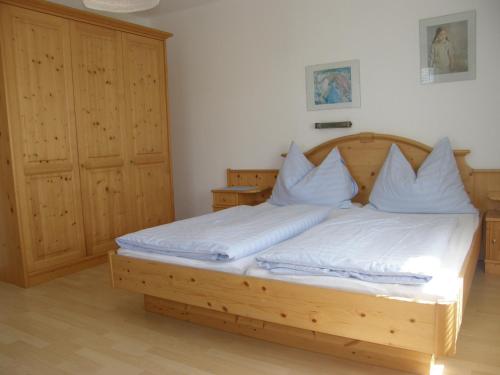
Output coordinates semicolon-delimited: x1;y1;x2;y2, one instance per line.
109;133;483;375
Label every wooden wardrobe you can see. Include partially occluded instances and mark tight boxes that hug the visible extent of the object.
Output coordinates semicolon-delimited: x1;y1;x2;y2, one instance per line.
0;0;175;287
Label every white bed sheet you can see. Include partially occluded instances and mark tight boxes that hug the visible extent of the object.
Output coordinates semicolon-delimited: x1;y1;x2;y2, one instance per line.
117;248;256;275
116;202;332;261
116;205;362;274
246;212;479;303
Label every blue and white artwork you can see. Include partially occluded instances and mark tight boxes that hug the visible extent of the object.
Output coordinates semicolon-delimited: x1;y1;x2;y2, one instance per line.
313;67;352;105
306;60;360;111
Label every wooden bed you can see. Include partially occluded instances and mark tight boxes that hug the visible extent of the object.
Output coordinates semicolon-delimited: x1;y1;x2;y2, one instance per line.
109;133;482;375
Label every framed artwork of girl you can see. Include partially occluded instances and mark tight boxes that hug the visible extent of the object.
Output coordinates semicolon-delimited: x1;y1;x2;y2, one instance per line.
419;10;476;84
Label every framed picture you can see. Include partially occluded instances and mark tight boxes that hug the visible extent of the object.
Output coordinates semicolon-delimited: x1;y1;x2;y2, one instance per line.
306;60;360;111
419;10;476;84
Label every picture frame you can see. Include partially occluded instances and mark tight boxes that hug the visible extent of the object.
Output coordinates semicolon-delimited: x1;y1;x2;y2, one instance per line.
305;60;360;111
419;10;476;84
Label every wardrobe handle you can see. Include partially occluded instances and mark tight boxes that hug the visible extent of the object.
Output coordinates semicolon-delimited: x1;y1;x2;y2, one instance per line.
492;238;497;245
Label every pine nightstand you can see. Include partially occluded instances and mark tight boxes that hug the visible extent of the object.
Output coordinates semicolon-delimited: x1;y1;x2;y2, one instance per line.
485;210;500;275
211;186;272;211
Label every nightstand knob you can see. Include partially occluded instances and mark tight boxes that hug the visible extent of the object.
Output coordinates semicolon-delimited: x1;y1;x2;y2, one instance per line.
493;239;497;245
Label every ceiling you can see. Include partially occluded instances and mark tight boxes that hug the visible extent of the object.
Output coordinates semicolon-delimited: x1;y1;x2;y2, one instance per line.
141;0;217;15
48;0;218;16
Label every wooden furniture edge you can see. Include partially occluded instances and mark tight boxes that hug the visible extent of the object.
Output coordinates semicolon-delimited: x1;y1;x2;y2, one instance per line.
434;224;481;357
211;187;272;194
0;28;29;287
144;294;434;375
281;132;470;158
0;0;172;40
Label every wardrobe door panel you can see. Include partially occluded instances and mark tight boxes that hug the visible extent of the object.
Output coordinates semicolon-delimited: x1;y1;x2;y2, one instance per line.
135;163;172;228
71;22;132;254
124;34;167;163
123;33;174;229
0;6;85;272
26;173;84;270
84;167;128;254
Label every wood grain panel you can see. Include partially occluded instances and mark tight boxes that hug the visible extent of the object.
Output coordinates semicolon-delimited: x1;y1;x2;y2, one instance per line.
9;7;74;167
0;34;26;286
123;32;174;228
1;5;86;275
227;169;278;189
0;2;174;286
83;168;128;255
123;34;167;161
134;163;172;228
71;22;132;255
25;173;85;271
71;22;125;162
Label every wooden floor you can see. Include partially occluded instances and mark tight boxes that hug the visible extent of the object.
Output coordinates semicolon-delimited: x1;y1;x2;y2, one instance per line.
0;264;499;375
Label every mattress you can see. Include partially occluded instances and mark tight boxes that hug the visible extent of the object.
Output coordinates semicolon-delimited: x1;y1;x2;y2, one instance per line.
247;212;479;303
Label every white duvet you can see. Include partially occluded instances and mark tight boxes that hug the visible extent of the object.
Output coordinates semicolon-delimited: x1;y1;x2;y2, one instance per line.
256;209;459;284
116;203;330;261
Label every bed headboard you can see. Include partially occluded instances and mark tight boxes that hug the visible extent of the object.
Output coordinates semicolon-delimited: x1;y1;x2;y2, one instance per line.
301;132;473;204
227;132;475;205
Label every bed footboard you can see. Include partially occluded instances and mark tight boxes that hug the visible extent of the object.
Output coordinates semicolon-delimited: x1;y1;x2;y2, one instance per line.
109;255;455;354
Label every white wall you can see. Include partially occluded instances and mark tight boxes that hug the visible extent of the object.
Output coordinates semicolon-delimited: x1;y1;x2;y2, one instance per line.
147;0;500;219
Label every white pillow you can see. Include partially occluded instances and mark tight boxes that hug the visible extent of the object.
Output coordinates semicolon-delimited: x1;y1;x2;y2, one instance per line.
268;142;358;207
369;138;477;214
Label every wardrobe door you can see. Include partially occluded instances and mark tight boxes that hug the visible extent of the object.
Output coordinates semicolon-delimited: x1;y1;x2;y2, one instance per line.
122;33;174;230
0;6;85;272
70;22;132;255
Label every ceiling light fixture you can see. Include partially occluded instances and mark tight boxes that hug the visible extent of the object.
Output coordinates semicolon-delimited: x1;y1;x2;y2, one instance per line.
82;0;160;13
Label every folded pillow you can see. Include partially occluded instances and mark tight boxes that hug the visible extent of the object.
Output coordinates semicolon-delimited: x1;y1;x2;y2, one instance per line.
268;142;358;207
369;138;477;214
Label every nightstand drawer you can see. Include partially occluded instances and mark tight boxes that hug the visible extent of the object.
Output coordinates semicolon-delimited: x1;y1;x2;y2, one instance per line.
213;192;238;206
487;222;500;261
485;210;500;275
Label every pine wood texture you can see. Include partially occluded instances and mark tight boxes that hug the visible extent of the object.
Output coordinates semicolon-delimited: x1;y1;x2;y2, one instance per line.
0;2;174;286
144;294;434;375
227;169;279;189
71;21;132;256
110;252;440;355
1;5;87;275
123;33;175;229
211;186;272;211
485;211;500;275
0;35;25;286
2;264;500;375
